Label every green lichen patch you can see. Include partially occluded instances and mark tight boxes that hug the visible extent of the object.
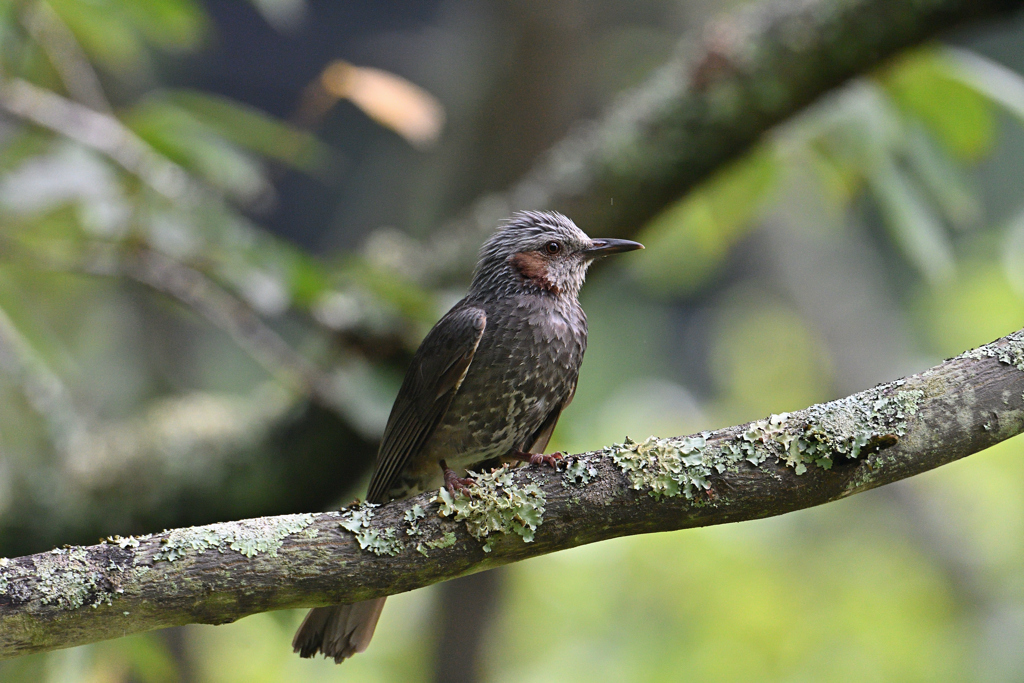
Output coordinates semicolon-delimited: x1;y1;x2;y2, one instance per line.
416;531;457;557
104;534;152;549
608;435;712;500
155;513;315;561
961;330;1024;372
562;456;599;487
339;505;403;556
719;413;792;469
607;382;924;496
33;548;111;610
435;465;546;552
404;503;455;555
716;385;923;475
404;504;426;537
784;388;921;473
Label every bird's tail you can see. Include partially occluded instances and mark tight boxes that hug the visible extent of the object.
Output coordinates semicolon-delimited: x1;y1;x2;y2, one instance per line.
292;598;386;663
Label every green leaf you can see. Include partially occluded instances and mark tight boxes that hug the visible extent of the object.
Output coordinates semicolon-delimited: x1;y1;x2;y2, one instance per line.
108;0;208;51
0;3;22;59
878;48;995;161
47;0;207;72
166;90;328;172
48;0;148;68
285;253;331;306
943;47;1024;133
123;99;268;202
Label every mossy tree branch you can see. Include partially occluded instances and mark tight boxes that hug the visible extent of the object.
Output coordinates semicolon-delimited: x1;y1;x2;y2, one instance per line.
2;329;1024;660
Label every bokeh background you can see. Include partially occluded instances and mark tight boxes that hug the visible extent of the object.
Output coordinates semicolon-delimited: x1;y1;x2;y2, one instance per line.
2;0;1024;681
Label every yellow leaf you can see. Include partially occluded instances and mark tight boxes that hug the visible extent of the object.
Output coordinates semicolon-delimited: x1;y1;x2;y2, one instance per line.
320;60;445;149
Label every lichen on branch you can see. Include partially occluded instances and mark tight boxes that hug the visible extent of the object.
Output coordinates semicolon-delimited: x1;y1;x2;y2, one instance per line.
436;465;546;552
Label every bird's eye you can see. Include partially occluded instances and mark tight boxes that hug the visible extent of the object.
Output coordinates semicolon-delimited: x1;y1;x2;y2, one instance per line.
544;241;561;255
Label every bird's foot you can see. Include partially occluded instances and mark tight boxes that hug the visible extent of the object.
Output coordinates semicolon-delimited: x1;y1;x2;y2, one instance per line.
440;460;474;496
510;451;564;468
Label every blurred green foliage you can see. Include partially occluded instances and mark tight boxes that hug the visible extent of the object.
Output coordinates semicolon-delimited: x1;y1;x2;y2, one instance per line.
48;0;208;65
2;0;1024;682
635;148;778;296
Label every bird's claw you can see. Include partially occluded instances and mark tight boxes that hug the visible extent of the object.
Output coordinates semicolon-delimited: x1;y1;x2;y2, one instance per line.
512;451;564;469
445;475;474;496
440;460;474;496
531;452;564;468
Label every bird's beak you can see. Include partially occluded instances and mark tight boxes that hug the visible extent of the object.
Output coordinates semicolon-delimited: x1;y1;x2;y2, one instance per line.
583;238;645;258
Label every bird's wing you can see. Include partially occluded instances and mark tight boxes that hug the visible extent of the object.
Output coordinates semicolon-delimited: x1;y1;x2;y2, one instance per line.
366;305;486;503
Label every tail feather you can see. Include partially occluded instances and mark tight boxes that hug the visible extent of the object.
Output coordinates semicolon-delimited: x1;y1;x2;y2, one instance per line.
292;597;386;663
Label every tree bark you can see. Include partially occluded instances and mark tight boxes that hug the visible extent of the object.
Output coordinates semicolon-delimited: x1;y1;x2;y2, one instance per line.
2;328;1022;660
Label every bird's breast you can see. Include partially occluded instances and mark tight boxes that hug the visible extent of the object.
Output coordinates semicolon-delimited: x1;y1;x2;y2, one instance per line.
422;298;586;465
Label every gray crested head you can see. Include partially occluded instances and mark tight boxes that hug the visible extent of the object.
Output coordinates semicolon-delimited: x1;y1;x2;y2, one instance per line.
469;210;643;301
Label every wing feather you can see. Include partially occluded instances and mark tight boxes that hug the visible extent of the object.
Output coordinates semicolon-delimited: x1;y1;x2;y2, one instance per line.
366;305;486;503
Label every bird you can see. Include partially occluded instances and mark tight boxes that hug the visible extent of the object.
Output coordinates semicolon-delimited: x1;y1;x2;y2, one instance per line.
292;210;643;663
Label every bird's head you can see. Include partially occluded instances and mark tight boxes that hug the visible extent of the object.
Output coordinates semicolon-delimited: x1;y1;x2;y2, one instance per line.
470;211;643;300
